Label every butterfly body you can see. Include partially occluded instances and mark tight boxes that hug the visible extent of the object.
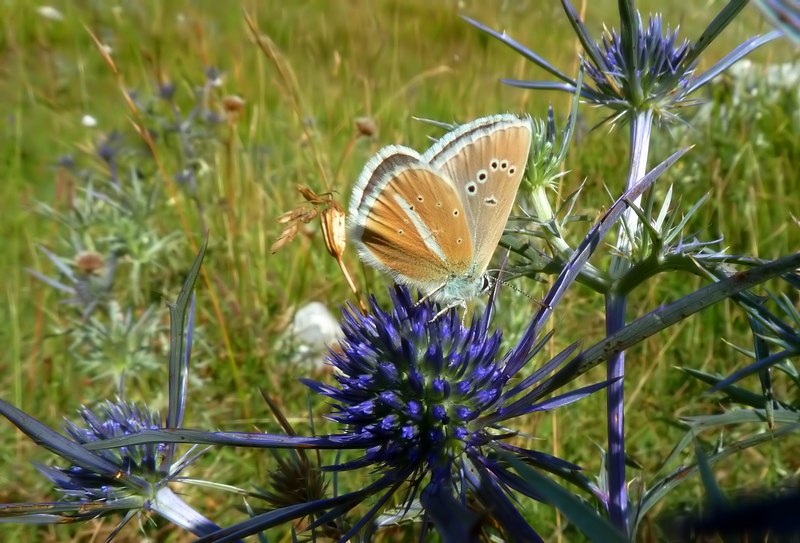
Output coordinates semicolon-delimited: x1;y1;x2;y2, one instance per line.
348;114;533;305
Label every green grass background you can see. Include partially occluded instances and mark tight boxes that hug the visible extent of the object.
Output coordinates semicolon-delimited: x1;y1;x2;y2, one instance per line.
0;0;798;541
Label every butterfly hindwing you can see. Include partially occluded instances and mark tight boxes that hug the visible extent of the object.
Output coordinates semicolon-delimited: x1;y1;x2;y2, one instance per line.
349;149;474;291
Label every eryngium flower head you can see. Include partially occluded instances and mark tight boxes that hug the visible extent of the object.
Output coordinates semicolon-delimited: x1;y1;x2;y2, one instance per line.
586;14;693;121
36;400;165;501
307;288;504;474
466;0;779;126
303;287;606;540
527;87;580;192
27;246;117;318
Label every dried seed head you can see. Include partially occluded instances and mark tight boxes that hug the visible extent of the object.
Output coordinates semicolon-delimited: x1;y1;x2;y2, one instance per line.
320;202;346;260
271;222;300;254
355;116;378;138
276;210;295;225
262;451;328;510
297;185;321;204
222;95;246;116
74;251;105;275
276;207;317;225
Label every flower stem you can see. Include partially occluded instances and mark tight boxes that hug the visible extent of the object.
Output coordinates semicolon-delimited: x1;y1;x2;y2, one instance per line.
529;185;572;258
606;109;653;533
605;292;628;531
611;110;653;278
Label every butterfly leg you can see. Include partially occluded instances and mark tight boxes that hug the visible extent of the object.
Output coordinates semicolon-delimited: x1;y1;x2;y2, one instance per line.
429;300;468;324
413;282;448;308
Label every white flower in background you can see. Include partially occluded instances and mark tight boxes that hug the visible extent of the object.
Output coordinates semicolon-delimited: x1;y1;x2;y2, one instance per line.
286;301;343;371
685;60;800;128
36;6;64;21
728;59;754;79
765;62;800;90
81;115;97;128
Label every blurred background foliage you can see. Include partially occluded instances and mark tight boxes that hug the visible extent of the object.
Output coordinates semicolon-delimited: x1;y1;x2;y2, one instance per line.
0;0;797;540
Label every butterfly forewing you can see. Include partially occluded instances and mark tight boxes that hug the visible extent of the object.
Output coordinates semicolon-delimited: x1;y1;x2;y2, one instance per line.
351;161;474;289
348;146;423;220
425;114;532;274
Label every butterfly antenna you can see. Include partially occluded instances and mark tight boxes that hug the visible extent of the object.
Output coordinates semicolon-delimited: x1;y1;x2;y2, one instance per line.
488;266;549;310
411;116;458;131
503;281;541;304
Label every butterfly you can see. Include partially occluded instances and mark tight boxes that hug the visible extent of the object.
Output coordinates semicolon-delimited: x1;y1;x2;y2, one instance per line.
348;113;533;305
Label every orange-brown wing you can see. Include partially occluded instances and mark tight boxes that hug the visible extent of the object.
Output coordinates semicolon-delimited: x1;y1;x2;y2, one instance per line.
425;114;532;275
350;158;474;290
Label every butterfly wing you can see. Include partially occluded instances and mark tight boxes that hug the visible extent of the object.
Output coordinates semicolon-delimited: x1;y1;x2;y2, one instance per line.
424;114;533;275
348;146;474;292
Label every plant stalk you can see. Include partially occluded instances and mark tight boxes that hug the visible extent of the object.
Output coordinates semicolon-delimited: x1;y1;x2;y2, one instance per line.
606;109;653;532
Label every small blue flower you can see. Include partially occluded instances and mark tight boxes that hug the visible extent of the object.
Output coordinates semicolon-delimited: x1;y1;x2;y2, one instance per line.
35;400;166;502
0;397;221;537
96;131;122;164
159;81;177;101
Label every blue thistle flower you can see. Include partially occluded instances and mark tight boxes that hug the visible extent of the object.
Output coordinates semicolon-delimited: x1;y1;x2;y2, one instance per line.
463;9;778;530
302;286;609;541
205;66;222;85
583;14;694;122
36;400;166;502
0;397;221;538
306;288;504;473
465;0;780;126
1;244;222;538
159;81;177;101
